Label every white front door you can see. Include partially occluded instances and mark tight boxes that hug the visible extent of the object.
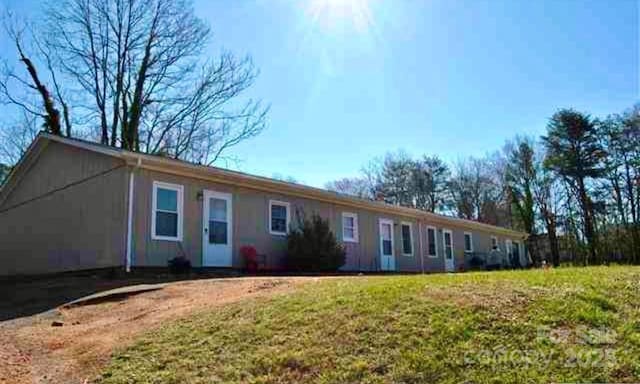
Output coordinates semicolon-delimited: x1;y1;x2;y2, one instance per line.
202;190;232;267
379;219;396;271
443;229;454;272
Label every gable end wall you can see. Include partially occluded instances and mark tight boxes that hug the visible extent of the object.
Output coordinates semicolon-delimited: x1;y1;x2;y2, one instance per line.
0;141;128;276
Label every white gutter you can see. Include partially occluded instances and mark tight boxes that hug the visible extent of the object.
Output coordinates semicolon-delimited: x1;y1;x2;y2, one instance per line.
418;221;425;274
125;157;142;272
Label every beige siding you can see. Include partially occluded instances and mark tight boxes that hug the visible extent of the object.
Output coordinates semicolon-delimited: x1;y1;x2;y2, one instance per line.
0;137;527;276
132;168;525;272
0;142;127;276
133;169;423;270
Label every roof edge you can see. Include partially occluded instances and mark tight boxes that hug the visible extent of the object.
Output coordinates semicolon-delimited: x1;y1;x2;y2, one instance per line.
39;133;527;238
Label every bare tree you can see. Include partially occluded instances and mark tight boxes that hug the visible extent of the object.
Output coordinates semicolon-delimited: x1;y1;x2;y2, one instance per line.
325;177;373;199
2;0;267;165
447;156;508;225
0;113;40;165
0;15;68;136
531;148;562;266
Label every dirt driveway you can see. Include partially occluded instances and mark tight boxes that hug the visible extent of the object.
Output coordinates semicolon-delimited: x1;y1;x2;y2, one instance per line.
0;276;314;384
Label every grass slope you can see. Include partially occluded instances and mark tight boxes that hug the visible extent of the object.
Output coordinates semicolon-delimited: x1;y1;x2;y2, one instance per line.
100;267;640;383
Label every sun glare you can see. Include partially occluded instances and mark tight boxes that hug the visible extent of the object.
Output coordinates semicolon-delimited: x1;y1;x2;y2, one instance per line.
306;0;374;34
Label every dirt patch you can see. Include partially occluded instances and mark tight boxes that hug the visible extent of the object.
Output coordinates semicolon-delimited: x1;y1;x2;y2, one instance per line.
423;281;538;321
0;277;311;384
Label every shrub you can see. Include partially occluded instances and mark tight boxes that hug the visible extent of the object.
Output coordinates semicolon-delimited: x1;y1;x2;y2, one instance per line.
468;255;485;270
286;212;346;272
168;256;191;274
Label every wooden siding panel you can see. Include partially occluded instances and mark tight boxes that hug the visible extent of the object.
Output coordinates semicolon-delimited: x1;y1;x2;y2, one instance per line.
0;142;127;276
131;168;527;273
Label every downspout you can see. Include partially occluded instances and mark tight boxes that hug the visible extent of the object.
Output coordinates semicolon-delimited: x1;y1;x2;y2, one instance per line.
125;156;142;272
418;221;425;274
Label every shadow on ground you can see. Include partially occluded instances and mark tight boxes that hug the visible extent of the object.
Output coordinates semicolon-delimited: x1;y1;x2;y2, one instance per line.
0;269;243;321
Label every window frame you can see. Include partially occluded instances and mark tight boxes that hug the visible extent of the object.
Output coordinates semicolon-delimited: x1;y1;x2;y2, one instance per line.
491;236;499;251
268;200;290;236
426;225;438;258
506;239;513;257
513;241;521;258
151;181;184;242
463;231;474;253
401;221;413;256
342;212;359;243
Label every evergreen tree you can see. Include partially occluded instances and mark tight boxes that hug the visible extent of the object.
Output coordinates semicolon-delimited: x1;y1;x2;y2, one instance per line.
542;109;606;264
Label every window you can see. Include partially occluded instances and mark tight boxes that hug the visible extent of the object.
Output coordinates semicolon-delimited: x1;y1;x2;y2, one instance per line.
269;200;290;235
491;236;499;250
152;181;183;241
401;222;413;256
342;212;358;242
208;196;229;244
426;226;437;257
464;232;473;253
513;241;521;260
506;239;513;257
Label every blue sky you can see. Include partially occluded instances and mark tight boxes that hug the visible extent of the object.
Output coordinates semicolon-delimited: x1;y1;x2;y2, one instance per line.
3;0;639;187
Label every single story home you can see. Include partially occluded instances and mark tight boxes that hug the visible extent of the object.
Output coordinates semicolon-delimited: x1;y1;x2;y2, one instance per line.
0;133;528;276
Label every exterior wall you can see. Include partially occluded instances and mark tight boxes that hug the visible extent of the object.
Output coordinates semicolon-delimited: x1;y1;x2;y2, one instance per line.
131;168;526;272
0;142;128;276
132;168;426;270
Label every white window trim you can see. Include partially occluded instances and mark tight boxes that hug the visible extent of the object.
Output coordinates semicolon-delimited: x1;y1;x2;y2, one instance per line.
269;200;290;236
426;225;438;258
342;212;359;243
513;241;521;257
491;236;499;251
401;221;413;256
463;231;474;253
151;181;184;242
506;239;513;257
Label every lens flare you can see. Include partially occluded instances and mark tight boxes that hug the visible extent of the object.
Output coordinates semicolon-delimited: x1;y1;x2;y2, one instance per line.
306;0;374;34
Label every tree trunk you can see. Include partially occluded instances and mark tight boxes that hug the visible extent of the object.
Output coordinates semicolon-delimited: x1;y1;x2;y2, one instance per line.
16;47;62;136
544;213;560;267
577;176;596;265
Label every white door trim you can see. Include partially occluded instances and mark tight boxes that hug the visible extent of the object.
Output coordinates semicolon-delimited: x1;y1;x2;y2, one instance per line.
443;228;454;272
202;190;233;267
379;218;395;271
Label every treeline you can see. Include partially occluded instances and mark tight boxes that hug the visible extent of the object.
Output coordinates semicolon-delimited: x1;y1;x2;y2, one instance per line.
326;105;640;266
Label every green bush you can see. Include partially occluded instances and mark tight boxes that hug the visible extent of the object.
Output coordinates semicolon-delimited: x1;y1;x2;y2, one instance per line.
286;212;346;272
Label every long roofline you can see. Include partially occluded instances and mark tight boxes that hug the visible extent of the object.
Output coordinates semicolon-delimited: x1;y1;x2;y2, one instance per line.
19;132;527;238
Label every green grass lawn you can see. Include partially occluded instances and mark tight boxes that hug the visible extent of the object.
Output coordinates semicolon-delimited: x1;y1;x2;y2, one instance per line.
100;267;640;383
